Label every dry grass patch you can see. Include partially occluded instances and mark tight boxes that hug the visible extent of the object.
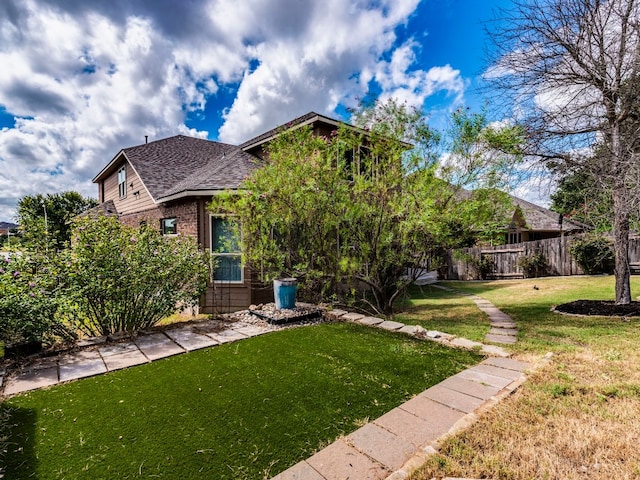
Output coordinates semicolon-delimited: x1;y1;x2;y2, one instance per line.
412;354;640;479
407;276;640;480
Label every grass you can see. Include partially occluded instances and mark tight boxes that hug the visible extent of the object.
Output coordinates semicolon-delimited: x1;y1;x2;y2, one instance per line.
0;322;480;480
403;275;640;480
395;284;490;342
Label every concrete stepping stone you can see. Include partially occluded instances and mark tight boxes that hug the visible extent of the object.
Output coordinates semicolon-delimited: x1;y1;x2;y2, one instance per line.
480;344;510;357
487;316;516;325
489;327;518;336
207;329;248;344
103;350;148;371
4;366;59;396
378;320;405;331
373;407;444;448
426;330;454;340
473;363;525;381
77;335;107;347
347;422;415;471
399;395;466;434
191;322;228;336
450;337;483;349
484;357;529;372
29;357;59;370
59;351;107;382
438;375;502;401
457;368;513;389
421;385;485;414
358;316;385;326
164;328;219;351
306;438;389;480
485;334;517;345
136;333;185;361
342;312;366;322
398;325;424;335
59;358;107;382
99;342;139;357
326;309;349;320
490;321;517;329
473;299;493;306
270;461;324;480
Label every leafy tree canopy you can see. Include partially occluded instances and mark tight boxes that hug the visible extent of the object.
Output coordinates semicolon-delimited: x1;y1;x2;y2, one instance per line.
16;191;97;251
211;99;523;316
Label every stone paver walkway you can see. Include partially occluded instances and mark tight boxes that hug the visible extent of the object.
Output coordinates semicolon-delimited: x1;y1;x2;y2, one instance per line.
431;284;519;345
2;319;274;397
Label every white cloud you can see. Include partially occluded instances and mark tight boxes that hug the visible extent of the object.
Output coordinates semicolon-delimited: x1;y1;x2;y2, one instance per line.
0;0;469;221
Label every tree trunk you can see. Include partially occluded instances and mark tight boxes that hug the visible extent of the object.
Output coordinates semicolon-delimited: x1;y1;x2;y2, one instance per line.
612;185;632;304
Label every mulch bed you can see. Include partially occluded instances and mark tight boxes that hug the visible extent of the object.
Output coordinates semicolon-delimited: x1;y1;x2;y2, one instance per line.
554;300;640;317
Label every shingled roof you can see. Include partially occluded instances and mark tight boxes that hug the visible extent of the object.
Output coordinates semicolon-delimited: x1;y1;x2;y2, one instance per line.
510;195;584;232
240;111;340;151
94;135;261;202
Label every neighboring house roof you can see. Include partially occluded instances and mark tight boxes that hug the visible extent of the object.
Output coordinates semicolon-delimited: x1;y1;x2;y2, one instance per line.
93;135;261;203
79;199;119;218
509;195;584;232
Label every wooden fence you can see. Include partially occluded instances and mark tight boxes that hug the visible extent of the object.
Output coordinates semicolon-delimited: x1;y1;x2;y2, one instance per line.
445;235;640;280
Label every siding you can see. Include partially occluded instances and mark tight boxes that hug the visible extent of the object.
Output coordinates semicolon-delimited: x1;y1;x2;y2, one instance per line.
101;157;155;215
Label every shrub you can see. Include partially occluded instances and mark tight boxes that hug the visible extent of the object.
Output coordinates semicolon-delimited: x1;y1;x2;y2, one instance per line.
569;234;615;275
0;252;72;346
517;252;548;278
64;215;210;336
469;254;495;280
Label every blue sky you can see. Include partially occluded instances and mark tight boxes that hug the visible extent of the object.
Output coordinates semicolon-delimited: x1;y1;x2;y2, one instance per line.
0;0;533;222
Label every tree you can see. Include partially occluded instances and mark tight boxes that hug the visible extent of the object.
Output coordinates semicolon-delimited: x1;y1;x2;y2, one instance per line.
16;191;98;251
550;169;614;231
212;100;521;316
488;0;640;304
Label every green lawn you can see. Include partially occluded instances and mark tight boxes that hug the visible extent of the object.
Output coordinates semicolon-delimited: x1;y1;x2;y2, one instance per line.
1;322;480;480
444;275;640;354
395;285;490;342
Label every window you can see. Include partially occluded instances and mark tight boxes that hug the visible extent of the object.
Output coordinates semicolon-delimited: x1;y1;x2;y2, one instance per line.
161;218;177;235
211;216;242;282
506;232;522;244
118;166;127;198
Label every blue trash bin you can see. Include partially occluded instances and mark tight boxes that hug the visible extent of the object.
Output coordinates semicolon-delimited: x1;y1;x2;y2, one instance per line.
273;278;297;310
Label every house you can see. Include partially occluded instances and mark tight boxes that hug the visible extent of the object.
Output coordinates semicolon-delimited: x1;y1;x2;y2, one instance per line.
92;112;349;313
504;196;585;244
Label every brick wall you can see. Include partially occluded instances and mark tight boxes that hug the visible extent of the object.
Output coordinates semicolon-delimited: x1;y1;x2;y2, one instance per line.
119;199;200;242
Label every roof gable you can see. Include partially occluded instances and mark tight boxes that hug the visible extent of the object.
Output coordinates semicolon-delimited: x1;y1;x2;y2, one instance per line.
509;196;584;232
94;135;261;203
240;111;341;151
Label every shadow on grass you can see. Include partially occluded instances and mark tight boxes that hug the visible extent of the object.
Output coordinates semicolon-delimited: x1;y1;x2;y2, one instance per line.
0;404;38;478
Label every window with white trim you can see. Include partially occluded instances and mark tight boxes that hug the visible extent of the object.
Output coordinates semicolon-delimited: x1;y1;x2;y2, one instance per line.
118;166;127;198
210;216;242;282
161;218;177;235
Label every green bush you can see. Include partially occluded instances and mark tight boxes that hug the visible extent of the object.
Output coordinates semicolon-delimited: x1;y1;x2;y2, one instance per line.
64;215;210;336
470;254;495;280
517;252;547;278
569;234;615;275
0;252;72;345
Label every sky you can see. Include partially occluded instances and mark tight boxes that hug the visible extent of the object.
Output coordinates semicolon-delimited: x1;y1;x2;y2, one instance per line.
0;0;545;223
